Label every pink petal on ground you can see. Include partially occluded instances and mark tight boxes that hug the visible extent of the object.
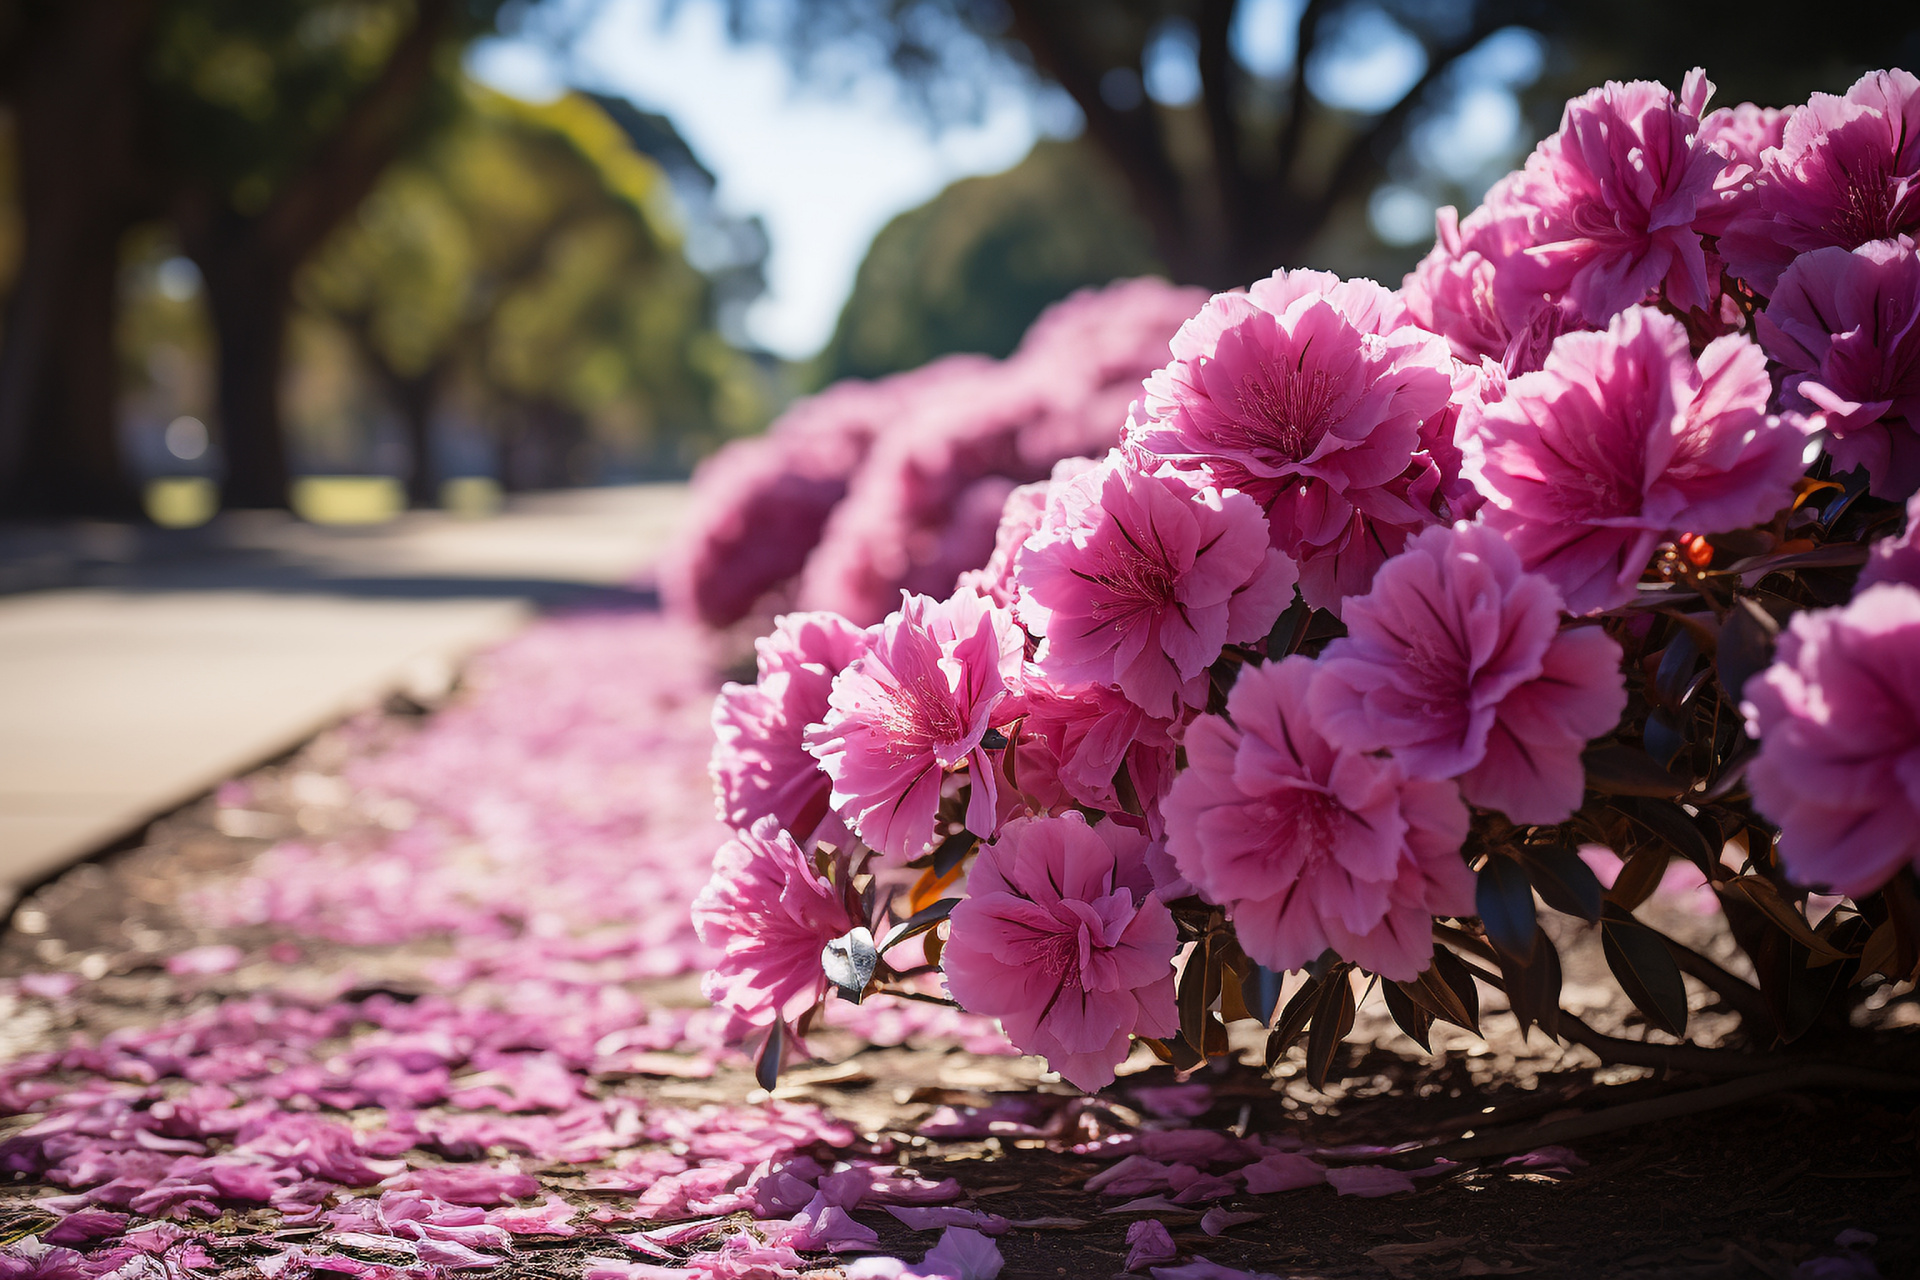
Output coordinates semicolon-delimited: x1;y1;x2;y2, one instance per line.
921;1226;1005;1280
1325;1165;1417;1197
1240;1152;1327;1194
1199;1207;1265;1236
1126;1220;1178;1270
886;1206;1010;1234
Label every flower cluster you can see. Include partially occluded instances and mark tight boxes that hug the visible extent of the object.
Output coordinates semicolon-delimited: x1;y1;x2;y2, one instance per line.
663;278;1209;628
695;65;1920;1092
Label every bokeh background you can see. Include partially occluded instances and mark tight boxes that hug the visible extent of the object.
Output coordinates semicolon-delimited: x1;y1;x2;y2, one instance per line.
2;0;1918;524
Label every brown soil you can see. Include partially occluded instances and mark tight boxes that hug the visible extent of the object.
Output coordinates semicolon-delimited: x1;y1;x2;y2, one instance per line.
3;695;1917;1280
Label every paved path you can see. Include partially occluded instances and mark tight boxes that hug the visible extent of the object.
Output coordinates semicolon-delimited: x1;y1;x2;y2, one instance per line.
0;485;689;904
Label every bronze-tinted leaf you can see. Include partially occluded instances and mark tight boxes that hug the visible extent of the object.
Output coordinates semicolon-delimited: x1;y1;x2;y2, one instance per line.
1494;927;1562;1040
1303;970;1356;1090
1721;892;1838;1043
1168;1034;1206;1072
1178;934;1213;1053
1203;1012;1230;1058
1856;920;1900;984
1402;946;1481;1035
1885;875;1920;982
1219;965;1255;1024
1266;974;1321;1067
1382;981;1433;1052
1583;744;1687;798
1717;876;1851;963
1613;797;1722;878
1604;845;1670;912
1521;844;1603;923
1600;905;1689;1037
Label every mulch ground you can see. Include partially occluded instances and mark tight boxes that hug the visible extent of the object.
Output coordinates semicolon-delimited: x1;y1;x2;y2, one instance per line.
3;672;1917;1280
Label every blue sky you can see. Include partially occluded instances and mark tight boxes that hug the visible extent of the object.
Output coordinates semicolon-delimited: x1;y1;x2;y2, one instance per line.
469;0;1046;360
470;0;1539;361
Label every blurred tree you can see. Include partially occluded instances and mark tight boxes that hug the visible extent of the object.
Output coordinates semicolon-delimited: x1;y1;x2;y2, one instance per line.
0;0;521;516
715;0;1920;290
154;0;510;509
0;0;159;516
815;135;1158;383
300;83;766;500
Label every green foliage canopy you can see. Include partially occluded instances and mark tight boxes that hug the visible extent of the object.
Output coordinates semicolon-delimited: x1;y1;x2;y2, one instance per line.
817;137;1159;384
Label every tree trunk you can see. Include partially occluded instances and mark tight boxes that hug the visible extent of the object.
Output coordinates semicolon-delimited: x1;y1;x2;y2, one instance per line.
0;0;155;518
167;0;457;511
398;376;438;508
191;232;293;510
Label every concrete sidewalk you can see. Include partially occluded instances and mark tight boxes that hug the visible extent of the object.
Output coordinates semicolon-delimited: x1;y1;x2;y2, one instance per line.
0;485;690;903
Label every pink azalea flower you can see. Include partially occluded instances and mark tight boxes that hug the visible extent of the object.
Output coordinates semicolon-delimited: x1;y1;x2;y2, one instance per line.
1127;270;1461;612
1013;668;1178;819
692;816;863;1029
953;458;1098;608
1015;453;1296;718
940;814;1178;1092
1463;306;1809;614
710;612;872;841
1402;205;1515;364
1163;657;1473;981
1490;70;1725;325
1692;102;1790;238
1720;69;1920;294
1860;492;1920;591
1756;235;1920;499
1310;523;1628;824
805;590;1025;858
1743;583;1920;897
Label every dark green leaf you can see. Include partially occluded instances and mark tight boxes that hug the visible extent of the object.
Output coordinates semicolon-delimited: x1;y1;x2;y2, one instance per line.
1477;855;1537;959
1264;594;1309;659
1653;630;1701;710
1245;964;1285;1025
821;926;877;1003
1521;844;1603;923
879;898;959;954
755;1018;784;1092
931;828;978;877
1382;981;1433;1052
1600;906;1688;1037
1583;744;1687;798
1303;969;1356;1090
1642;709;1687;768
1716;597;1779;703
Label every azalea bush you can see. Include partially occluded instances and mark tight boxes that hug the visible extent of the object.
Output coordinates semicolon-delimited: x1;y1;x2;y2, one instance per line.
694;67;1920;1094
662;277;1208;629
